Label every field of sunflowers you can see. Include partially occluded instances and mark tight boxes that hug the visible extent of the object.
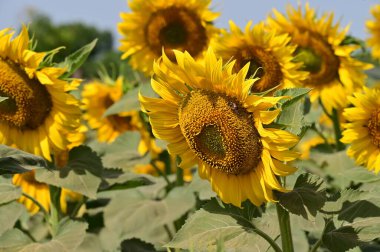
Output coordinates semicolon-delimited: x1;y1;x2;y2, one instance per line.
0;0;380;251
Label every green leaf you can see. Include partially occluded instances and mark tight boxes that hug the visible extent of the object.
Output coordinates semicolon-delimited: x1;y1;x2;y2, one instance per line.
0;229;33;252
58;39;97;79
94;132;150;170
76;234;102;252
100;185;195;249
352;217;380;241
322;221;362;252
0;96;8;103
0;202;25;236
338;200;380;223
0;145;48;175
166;203;279;251
103;84;156;117
120;238;156;252
17;218;88;252
35;146;103;198
276;173;326;219
274;88;311;136
0;177;22;204
186;173;216;200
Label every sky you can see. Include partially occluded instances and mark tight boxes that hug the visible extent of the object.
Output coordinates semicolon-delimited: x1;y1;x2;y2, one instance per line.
0;0;378;48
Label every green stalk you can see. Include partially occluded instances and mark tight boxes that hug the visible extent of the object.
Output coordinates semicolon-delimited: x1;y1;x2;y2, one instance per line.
49;185;61;237
252;227;283;252
176;165;184;187
331;109;345;151
276;204;294;252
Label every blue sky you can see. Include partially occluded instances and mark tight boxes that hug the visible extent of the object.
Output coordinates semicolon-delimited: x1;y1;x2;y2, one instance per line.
0;0;378;47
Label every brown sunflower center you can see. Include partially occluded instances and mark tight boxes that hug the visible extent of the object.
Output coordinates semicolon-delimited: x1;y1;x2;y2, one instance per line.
0;58;52;130
103;95;137;132
233;47;283;93
368;108;380;148
178;89;263;175
145;6;208;59
292;30;340;87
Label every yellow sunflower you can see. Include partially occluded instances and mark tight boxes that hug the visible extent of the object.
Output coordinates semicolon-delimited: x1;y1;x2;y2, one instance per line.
118;0;220;75
81;77;156;154
140;49;300;207
341;87;380;173
267;4;371;113
367;5;380;60
213;21;308;93
13;171;82;215
0;26;81;161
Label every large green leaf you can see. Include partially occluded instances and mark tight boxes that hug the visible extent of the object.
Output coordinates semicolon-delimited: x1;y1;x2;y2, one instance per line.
338;200;380;223
76;234;102;252
35;146;103;198
15;219;87;252
0;145;48;175
166;202;279;251
277;173;326;219
0;177;22;204
100;185;195;250
58;39;97;79
0;202;25;236
0;229;33;252
274;88;311;107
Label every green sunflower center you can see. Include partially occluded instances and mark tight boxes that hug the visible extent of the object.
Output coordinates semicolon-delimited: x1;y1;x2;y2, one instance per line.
145;6;208;60
292;30;340;87
0;58;52;130
178;89;263;175
368;108;380;148
234;47;283;93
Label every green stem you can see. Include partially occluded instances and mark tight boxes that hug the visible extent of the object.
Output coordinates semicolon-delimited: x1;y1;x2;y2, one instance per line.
22;192;49;217
49;185;61;237
176;165;184;187
331;109;345;151
309;237;323;252
151;160;171;187
164;224;173;241
252;226;283;252
276;204;294;252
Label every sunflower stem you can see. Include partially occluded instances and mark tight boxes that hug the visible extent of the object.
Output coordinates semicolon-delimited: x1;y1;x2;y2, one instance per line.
151;160;172;187
276;203;294;252
331;109;345;151
176;166;184;187
21;192;49;217
49;185;61;237
252;225;283;252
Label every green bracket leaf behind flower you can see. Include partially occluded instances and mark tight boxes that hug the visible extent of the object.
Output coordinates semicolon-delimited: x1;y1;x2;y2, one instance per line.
0;145;49;175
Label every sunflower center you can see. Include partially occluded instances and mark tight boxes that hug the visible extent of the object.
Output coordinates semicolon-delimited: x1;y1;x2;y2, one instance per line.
291;30;339;87
0;58;52;130
145;6;208;59
234;47;283;93
179;89;263;175
368;108;380;148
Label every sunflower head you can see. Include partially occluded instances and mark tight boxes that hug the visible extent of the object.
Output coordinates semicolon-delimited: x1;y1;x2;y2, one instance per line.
140;49;300;207
0;26;81;161
367;4;380;60
267;3;372;113
118;0;220;75
213;21;308;93
341;87;380;173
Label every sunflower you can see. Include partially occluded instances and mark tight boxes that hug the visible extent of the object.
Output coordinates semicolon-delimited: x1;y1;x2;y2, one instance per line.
0;26;81;161
213;21;308;93
341;87;380;173
81;77;156;154
140;49;299;207
267;4;371;113
12;171;82;215
118;0;220;75
367;5;380;60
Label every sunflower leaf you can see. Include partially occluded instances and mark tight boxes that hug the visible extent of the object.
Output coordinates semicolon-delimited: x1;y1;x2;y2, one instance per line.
166;201;279;251
322;220;362;252
273;88;311;108
0;177;22;204
0;96;8;103
0;145;49;175
58;39;97;79
0;202;25;237
0;218;88;252
35;146;103;198
276;173;327;220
